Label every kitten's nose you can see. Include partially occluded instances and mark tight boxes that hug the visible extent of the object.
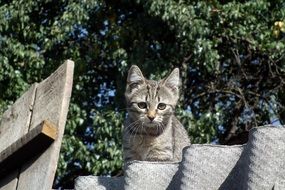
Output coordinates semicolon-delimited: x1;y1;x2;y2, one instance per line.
147;110;156;121
147;115;155;121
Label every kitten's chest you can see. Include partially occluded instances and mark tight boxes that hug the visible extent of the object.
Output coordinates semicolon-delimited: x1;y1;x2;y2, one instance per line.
132;139;152;160
130;128;173;160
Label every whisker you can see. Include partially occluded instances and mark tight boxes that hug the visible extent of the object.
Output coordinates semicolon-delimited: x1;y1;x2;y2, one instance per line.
129;124;138;144
159;122;166;134
141;122;145;134
155;123;160;135
125;120;140;130
125;120;140;143
142;122;149;136
131;122;143;144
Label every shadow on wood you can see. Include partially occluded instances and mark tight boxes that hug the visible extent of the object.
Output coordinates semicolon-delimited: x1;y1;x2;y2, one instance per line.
0;120;57;179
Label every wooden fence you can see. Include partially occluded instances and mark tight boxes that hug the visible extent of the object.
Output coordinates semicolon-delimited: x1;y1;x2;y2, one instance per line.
0;60;74;190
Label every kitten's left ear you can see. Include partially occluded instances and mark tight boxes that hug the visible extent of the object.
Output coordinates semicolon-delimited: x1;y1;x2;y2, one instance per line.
163;68;180;91
127;65;145;91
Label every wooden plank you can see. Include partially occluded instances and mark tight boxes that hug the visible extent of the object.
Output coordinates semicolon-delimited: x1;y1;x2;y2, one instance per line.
16;60;74;190
0;84;37;190
0;120;57;178
0;84;37;154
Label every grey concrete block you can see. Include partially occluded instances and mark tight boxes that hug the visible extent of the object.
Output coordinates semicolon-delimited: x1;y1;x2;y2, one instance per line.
180;144;244;190
124;161;179;190
220;126;285;190
75;176;123;190
74;126;285;190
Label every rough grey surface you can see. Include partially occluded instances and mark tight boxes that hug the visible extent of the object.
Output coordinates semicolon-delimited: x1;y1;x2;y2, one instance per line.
124;161;179;190
219;126;285;190
180;144;244;190
75;126;285;190
274;158;285;190
75;176;123;190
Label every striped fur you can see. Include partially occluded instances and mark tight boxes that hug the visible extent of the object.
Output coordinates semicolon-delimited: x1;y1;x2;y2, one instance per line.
123;65;190;162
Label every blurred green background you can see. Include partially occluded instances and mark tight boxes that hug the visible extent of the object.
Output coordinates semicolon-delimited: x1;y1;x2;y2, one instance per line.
0;0;284;188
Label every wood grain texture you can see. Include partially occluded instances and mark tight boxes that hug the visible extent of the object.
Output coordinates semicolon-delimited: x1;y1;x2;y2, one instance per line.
0;84;37;190
17;60;74;190
0;84;37;154
0;120;57;178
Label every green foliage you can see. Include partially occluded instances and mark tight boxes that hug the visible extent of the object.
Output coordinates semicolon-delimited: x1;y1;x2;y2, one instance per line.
0;0;285;188
177;109;219;144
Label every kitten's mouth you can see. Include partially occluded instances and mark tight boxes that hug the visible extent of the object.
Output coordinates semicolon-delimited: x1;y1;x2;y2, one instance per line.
146;121;157;126
127;123;164;137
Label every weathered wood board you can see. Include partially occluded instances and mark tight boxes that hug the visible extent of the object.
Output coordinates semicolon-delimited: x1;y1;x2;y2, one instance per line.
0;120;57;178
0;84;37;189
16;60;74;190
0;84;37;154
0;59;74;190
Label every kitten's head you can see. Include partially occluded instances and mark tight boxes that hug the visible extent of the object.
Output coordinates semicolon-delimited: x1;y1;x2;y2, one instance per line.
125;65;180;136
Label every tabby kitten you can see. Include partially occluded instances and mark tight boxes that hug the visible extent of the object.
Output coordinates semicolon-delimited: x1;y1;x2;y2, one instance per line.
123;65;190;162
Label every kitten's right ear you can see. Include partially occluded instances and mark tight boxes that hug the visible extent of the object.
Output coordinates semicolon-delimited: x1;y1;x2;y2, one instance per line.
127;65;145;90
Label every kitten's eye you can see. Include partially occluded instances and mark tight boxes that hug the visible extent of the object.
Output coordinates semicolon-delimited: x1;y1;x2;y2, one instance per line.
137;102;147;109
129;83;139;89
157;103;166;110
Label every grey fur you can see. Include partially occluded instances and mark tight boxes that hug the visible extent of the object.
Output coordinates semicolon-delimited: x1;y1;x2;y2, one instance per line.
123;65;190;162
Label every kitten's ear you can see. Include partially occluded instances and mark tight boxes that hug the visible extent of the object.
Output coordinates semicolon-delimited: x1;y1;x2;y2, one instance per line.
127;65;145;89
163;68;180;91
